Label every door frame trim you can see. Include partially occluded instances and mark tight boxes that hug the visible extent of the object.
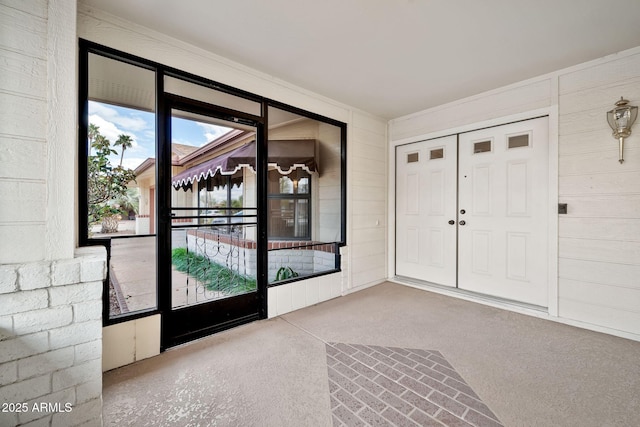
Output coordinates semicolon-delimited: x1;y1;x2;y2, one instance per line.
159;95;265;351
389;106;559;315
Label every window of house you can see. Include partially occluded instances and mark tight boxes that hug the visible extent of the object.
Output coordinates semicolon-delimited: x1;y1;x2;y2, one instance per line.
267;169;311;239
198;177;244;230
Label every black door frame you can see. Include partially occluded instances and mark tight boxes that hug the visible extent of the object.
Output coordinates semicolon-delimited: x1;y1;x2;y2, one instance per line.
79;40;347;350
158;93;267;349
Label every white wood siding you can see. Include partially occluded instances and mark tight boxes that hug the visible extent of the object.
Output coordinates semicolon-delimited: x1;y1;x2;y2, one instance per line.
348;112;388;290
390;46;640;340
390;79;553;143
558;51;640;335
0;0;48;263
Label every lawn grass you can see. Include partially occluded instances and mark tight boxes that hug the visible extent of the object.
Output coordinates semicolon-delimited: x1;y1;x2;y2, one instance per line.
172;248;256;295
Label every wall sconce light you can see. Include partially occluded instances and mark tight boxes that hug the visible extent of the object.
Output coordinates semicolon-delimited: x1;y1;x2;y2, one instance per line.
606;97;637;164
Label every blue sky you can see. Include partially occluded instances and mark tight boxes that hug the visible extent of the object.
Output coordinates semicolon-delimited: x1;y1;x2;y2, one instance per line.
88;101;231;170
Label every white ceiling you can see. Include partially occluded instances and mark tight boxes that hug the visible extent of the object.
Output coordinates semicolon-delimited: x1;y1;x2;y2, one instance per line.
82;0;640;119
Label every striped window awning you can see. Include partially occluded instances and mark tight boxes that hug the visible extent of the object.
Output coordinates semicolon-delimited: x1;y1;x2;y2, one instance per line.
171;139;317;190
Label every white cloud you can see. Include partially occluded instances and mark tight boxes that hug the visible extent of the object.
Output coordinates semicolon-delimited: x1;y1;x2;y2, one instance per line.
89;101;148;132
196;122;232;146
122;157;149;171
89;113;140;149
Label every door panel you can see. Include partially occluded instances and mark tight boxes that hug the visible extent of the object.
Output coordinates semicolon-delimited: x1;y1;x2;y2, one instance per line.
162;100;261;348
458;117;549;306
396;136;457;287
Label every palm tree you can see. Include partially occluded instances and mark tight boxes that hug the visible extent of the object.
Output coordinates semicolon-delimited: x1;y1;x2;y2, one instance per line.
88;123;100;144
114;134;133;167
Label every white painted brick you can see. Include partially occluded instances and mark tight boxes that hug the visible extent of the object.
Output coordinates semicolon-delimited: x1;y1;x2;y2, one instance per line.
0;289;48;316
0;314;13;340
74;246;106;259
52;359;101;392
0;373;51;402
74;340;101;364
49;283;101;307
0;360;17;384
0;264;18;294
18;347;74;381
13;306;73;335
80;258;106;283
0;331;49;364
49;321;101;350
18;262;51;290
19;388;75;425
52;259;81;286
72;300;102;323
76;379;101;404
51;397;102;427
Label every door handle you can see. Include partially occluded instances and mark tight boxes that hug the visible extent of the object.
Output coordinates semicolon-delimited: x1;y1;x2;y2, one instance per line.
459;220;466;226
448;220;455;225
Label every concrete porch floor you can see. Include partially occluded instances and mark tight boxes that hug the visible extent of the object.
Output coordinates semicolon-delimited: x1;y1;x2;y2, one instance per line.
103;282;640;426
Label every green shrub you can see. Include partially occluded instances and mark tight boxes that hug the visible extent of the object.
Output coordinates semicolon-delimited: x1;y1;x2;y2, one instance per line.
275;266;299;281
171;248;256;294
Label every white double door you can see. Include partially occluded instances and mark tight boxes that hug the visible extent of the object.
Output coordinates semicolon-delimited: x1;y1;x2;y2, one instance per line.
396;117;549;307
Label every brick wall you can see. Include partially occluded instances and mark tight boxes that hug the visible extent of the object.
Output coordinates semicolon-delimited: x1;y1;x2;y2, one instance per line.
0;246;105;427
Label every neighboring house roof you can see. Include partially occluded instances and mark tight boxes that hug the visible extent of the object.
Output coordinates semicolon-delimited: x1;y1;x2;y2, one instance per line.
131;123;316;190
171;143;200;164
133;157;156;175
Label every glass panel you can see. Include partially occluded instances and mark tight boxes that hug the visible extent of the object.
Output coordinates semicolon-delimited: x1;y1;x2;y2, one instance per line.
268;169;310;195
298;176;310;194
268;199;309;238
109;237;156;316
88;53;158;318
170;108;257;308
407;152;419;163
473;140;492;154
430;148;444;159
165;76;261;116
508;134;529;149
267;106;342;283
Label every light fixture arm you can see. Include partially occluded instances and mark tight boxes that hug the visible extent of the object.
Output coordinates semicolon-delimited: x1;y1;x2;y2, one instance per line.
618;136;625;164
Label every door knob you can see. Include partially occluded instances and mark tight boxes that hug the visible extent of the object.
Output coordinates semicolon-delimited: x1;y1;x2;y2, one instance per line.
460;209;466;214
448;220;455;225
459;220;466;226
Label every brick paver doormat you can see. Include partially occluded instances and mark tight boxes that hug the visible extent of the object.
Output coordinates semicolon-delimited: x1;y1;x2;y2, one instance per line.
326;343;503;427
